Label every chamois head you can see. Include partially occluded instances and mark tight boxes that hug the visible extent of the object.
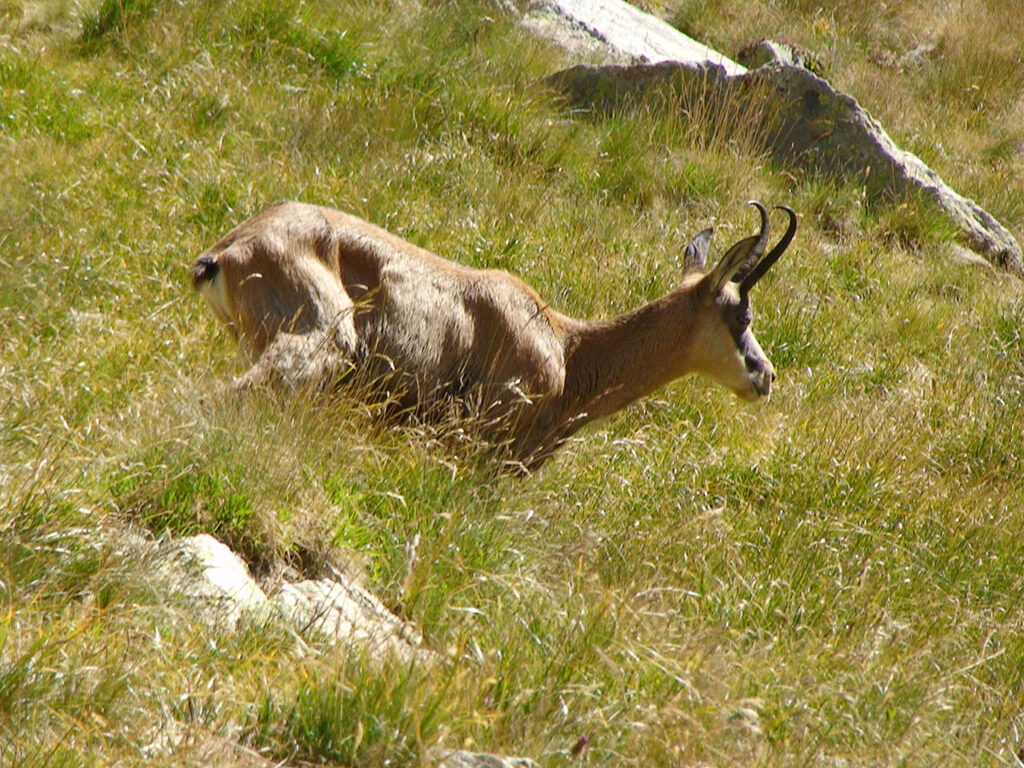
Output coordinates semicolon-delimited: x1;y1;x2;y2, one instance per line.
682;201;797;401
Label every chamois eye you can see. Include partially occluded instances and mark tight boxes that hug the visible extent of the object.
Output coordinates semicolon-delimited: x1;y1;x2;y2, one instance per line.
726;298;751;328
725;303;752;341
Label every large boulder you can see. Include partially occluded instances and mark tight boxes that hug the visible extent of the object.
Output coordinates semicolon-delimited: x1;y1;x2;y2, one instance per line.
526;0;1024;274
524;0;745;74
752;58;1023;272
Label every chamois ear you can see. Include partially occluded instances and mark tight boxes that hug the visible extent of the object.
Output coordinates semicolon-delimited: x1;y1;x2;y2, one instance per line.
704;234;759;295
683;227;714;273
704;200;773;295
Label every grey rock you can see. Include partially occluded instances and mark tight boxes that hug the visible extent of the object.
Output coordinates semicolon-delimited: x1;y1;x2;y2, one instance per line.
526;0;1023;273
159;534;272;628
947;243;996;270
737;38;824;74
525;0;745;74
271;577;432;663
433;749;540;768
752;61;1023;273
155;534;429;661
547;59;729;113
738;38;798;69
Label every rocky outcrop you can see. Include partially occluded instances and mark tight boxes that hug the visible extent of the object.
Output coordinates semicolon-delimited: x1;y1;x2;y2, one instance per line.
546;59;728;112
752;57;1023;272
159;534;273;626
156;534;430;663
525;0;1023;274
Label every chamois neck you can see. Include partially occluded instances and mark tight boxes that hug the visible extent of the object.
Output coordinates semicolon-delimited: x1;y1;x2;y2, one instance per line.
561;287;702;423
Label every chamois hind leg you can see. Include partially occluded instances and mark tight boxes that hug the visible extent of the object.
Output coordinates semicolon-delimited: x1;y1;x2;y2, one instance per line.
231;328;356;394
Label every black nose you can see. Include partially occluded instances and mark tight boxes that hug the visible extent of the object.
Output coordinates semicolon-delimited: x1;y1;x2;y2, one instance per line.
746;353;773;376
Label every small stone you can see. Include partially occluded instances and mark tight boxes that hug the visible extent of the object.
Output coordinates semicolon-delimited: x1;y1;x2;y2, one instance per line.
433;749;540;768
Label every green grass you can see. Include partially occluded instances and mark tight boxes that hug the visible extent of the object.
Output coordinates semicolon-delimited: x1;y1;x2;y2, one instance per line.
2;0;1024;765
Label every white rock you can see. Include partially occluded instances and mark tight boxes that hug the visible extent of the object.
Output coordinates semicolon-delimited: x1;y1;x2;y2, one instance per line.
433;749;541;768
520;0;1022;273
160;534;272;627
527;0;745;74
156;534;429;661
272;577;429;662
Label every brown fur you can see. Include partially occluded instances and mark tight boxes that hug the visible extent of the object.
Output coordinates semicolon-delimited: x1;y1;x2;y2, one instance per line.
192;201;794;469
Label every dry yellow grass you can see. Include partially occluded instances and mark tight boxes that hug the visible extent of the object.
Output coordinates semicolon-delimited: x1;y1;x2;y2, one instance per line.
1;0;1023;765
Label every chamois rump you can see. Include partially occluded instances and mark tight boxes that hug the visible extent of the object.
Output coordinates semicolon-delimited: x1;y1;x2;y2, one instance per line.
192;200;796;469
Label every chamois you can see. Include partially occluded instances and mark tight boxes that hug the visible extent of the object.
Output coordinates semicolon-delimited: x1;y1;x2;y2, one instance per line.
192;200;796;469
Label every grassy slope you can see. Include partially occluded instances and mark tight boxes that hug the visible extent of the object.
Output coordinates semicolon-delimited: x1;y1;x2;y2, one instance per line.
2;0;1023;765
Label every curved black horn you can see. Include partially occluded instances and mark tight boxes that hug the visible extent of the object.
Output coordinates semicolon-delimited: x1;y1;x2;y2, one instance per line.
737;200;771;280
740;205;797;294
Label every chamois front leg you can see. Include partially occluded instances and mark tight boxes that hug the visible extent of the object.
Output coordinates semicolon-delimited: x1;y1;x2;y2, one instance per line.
232;328;355;394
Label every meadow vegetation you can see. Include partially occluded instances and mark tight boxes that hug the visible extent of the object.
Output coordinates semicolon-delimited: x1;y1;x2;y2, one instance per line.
2;0;1023;765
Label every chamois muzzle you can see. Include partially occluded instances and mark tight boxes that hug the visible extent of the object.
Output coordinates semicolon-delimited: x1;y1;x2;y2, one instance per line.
754;365;776;398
